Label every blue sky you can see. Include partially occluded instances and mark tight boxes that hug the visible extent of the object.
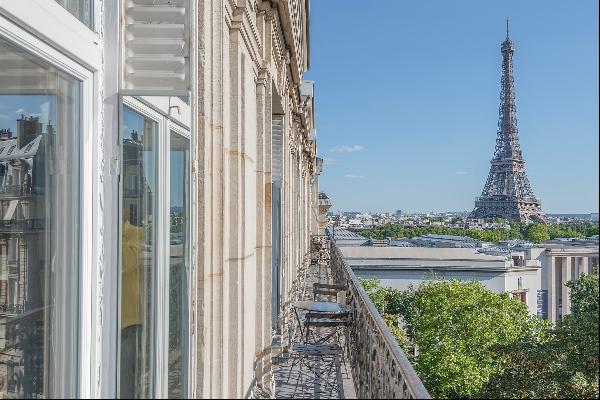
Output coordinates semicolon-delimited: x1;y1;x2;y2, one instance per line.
0;95;54;133
123;106;188;208
305;0;599;214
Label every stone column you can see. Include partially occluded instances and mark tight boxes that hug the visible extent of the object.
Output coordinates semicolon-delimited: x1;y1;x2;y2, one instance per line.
591;257;599;274
561;257;573;319
547;255;557;323
582;256;591;275
253;65;272;391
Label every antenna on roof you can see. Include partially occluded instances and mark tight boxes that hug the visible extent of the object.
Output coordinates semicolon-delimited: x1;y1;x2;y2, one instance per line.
506;17;509;39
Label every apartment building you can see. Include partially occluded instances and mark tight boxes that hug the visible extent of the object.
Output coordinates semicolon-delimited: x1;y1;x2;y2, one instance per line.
0;0;318;398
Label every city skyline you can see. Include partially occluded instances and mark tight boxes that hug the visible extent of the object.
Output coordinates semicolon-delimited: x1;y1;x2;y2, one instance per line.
306;0;599;214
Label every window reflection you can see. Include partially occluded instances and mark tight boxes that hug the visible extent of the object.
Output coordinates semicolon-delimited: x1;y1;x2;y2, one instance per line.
55;0;93;28
120;106;156;399
168;133;189;398
0;38;80;398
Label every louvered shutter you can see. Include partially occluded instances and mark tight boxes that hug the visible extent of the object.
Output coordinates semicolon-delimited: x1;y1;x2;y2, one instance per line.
122;0;190;94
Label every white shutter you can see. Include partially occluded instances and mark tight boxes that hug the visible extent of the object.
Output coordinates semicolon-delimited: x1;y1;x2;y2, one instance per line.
122;0;190;94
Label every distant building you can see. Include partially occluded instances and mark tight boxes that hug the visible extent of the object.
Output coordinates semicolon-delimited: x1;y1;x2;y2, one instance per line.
394;234;483;249
327;227;369;247
340;234;599;323
318;192;332;234
341;246;542;315
537;239;599;323
0;116;49;397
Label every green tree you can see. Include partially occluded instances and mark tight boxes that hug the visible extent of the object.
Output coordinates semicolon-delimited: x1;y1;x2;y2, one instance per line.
450;216;464;224
509;222;523;239
360;278;389;312
585;224;599;237
363;221;597;244
525;223;550;243
360;278;411;353
383;313;412;354
481;274;599;399
359;229;376;238
396;280;548;398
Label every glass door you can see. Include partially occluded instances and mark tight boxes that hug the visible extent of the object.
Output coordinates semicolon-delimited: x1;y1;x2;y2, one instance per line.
0;36;81;399
167;131;190;399
119;104;157;399
119;97;190;399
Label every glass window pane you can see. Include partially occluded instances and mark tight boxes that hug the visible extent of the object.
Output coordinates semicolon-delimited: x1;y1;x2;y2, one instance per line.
0;37;80;398
55;0;93;28
168;132;189;398
120;106;156;399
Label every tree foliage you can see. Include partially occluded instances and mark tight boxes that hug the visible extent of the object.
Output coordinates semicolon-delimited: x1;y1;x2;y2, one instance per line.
481;274;599;399
360;222;598;243
360;275;599;399
360;278;409;352
524;223;551;243
395;280;548;399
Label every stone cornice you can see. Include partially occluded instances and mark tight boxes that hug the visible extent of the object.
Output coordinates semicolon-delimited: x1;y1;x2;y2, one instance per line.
255;67;270;87
226;0;263;72
271;0;307;85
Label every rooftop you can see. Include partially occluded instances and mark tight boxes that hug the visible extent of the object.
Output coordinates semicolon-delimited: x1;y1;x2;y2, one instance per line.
326;227;369;247
338;246;529;273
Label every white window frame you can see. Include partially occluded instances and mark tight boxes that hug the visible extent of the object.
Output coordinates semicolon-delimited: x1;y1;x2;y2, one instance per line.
120;96;192;398
0;0;101;66
0;7;100;399
166;121;191;400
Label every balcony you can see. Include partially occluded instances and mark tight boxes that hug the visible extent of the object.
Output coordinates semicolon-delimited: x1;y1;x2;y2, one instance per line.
318;192;332;208
268;236;430;399
0;219;44;233
0;184;32;198
0;303;25;315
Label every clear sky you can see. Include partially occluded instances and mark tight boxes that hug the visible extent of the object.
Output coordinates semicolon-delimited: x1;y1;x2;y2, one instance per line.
305;0;599;214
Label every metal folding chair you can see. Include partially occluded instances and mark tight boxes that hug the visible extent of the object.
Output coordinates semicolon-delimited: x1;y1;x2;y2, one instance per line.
285;343;343;397
313;282;347;301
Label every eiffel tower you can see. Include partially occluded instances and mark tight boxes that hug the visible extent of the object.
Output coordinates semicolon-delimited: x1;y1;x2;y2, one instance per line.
470;21;547;224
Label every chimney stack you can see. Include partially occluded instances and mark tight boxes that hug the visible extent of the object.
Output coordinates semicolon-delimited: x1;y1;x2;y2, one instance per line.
0;128;12;141
16;115;42;149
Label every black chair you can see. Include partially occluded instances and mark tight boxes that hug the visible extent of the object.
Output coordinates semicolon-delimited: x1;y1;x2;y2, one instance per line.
313;283;347;301
285;343;343;397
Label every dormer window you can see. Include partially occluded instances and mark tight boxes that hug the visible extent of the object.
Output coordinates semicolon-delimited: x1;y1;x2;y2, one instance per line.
24;142;35;153
7;146;15;155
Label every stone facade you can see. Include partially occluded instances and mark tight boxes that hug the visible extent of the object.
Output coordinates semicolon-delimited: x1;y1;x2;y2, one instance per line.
194;1;318;397
536;243;599;323
0;0;319;398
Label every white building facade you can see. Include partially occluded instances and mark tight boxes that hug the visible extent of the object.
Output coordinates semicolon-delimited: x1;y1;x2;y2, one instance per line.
0;0;319;398
535;241;599;323
341;247;543;316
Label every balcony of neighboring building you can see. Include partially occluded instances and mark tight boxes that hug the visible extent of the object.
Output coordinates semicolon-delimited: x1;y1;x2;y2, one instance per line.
0;184;33;198
266;236;430;399
318;192;332;209
0;218;44;233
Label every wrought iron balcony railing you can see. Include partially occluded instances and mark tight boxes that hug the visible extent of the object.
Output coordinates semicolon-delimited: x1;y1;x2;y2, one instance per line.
0;219;45;232
0;184;33;197
329;241;431;399
318;198;332;207
0;303;25;314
